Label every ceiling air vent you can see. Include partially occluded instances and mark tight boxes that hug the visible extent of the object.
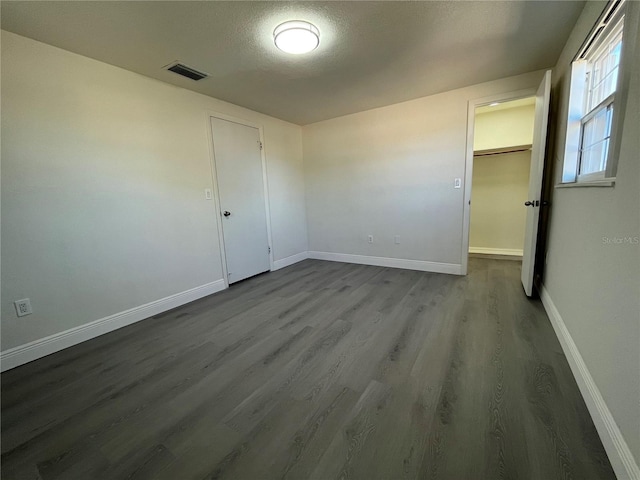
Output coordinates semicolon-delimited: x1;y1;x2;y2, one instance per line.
165;62;208;81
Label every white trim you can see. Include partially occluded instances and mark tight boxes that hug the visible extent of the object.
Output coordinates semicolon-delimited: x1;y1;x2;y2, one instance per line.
308;251;462;275
540;285;640;480
0;280;226;372
461;87;537;276
204;112;231;288
556;178;616;188
258;126;276;272
272;251;310;270
564;2;634;183
468;247;523;257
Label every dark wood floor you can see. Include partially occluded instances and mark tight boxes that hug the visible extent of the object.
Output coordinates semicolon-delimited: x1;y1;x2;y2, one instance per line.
1;258;615;480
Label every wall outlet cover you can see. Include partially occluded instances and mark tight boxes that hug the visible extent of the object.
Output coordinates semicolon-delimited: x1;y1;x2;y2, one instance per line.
14;298;33;317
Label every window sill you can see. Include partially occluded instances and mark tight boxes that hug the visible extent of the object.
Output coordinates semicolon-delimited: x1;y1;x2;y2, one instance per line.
555;178;616;188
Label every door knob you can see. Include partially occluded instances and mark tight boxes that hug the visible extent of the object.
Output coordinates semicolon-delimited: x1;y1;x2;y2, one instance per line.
524;201;534;206
223;211;231;217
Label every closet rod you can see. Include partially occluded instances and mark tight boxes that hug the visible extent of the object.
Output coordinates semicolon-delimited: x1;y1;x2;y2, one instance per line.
474;144;532;157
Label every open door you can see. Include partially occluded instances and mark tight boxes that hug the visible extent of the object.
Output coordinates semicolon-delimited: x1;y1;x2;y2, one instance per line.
521;70;551;296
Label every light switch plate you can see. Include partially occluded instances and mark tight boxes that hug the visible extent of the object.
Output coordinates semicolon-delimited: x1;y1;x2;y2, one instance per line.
205;188;213;200
454;178;462;189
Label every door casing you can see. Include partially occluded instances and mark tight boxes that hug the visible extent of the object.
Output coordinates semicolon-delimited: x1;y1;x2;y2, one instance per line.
461;87;538;276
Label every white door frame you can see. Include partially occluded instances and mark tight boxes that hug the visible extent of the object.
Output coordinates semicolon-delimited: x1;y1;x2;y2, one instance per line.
204;111;275;288
460;87;537;275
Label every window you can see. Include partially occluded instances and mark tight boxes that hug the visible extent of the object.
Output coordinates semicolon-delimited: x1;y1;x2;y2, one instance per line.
562;0;627;184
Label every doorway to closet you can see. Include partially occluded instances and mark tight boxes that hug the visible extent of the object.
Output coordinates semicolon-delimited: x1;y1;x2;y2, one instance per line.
462;69;552;296
469;97;536;260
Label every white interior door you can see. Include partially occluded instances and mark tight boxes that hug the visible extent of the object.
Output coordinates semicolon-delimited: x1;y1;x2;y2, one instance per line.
521;70;552;296
211;117;270;284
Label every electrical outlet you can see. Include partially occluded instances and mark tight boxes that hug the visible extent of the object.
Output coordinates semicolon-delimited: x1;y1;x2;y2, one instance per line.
14;298;33;317
394;235;400;244
368;235;374;244
204;188;213;200
454;178;462;189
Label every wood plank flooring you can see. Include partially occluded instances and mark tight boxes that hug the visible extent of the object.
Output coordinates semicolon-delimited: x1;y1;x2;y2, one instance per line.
1;258;615;479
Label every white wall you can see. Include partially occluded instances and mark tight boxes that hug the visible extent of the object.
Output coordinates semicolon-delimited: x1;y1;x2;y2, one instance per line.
543;0;640;471
302;70;544;270
474;104;535;151
469;151;531;254
1;31;307;353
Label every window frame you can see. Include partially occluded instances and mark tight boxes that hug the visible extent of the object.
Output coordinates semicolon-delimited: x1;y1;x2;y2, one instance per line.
560;0;630;186
583;16;624;113
576;92;615;182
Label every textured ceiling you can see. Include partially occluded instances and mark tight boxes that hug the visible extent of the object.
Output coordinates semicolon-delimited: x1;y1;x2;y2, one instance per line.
1;1;586;125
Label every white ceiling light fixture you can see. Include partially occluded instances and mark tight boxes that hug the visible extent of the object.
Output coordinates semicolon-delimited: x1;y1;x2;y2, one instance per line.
274;20;320;54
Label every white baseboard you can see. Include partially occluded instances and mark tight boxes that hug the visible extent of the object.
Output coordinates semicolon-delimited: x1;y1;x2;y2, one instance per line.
307;251;462;275
540;285;639;480
469;247;523;256
272;251;310;271
0;280;227;372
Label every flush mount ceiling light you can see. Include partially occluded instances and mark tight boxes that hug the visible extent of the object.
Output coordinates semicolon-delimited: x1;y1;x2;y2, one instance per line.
489;102;500;107
274;20;320;54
